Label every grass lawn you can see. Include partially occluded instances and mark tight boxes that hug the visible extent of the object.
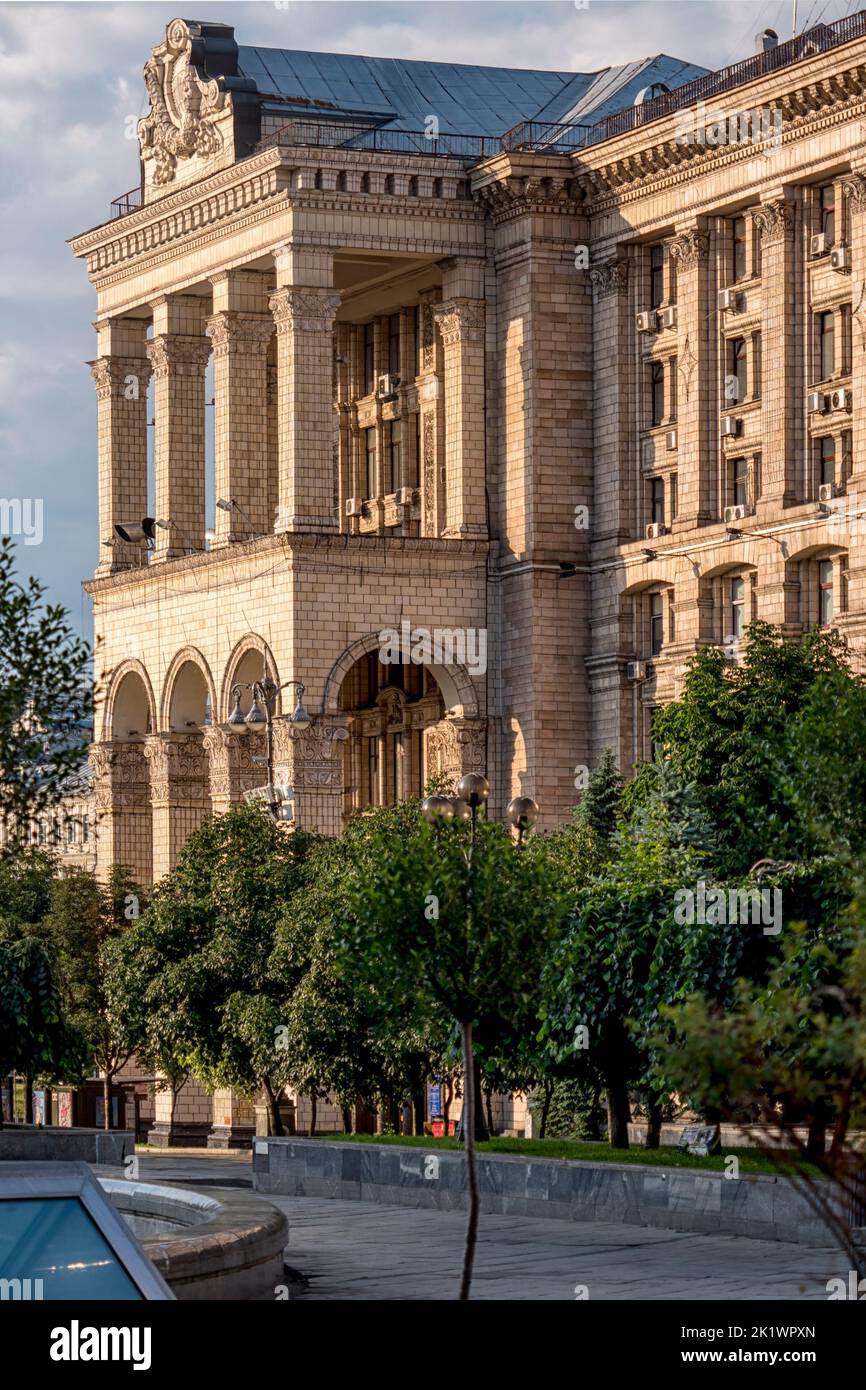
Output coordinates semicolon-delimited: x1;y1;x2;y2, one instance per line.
314;1132;817;1176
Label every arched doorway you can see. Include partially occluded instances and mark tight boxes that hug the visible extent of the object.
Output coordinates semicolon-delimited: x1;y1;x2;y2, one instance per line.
338;651;446;815
93;664;155;885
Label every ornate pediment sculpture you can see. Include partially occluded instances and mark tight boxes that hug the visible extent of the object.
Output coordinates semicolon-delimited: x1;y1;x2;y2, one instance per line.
138;20;232;187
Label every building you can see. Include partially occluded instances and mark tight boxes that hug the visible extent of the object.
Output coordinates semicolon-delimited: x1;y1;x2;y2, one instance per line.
70;12;866;1140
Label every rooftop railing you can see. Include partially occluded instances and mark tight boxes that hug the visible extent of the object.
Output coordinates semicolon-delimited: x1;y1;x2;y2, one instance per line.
110;185;142;218
255;118;500;162
503;11;866;153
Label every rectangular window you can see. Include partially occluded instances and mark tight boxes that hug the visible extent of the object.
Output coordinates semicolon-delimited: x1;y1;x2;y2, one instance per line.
732;216;747;282
727;336;747;404
388;313;401;379
752;333;761;399
650;476;664;525
363;323;375;395
669;357;677;420
650;244;664;308
367;737;380;806
730;456;747;507
730;575;746;640
820;183;836;243
841;303;852;376
650;361;665;426
819;436;836;487
819;558;834;626
365;426;377;498
670;472;678;519
819;310;835;381
650;592;663;656
388;419;402;494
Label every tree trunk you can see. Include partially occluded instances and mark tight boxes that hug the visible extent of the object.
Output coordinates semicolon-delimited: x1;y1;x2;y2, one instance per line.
309;1093;317;1137
459;1020;480;1301
644;1095;663;1149
443;1076;453;1136
342;1106;353;1135
412;1087;426;1136
102;1070;111;1131
24;1069;33;1126
830;1086;852;1159
805;1115;826;1163
606;1073;630;1149
538;1080;554;1140
264;1079;284;1137
484;1085;494;1138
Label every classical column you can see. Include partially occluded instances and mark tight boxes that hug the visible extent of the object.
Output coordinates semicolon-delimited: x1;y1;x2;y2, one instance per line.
842;171;866;484
588;256;632;540
90;742;153;886
668;225;713;527
433;297;487;538
90;318;151;573
424;717;487;783
416;291;446;538
147;296;211;559
754;194;798;513
201;724;264;814
273;715;347;836
208;1088;257;1150
269;246;341;533
207;272;273;543
143;734;211;880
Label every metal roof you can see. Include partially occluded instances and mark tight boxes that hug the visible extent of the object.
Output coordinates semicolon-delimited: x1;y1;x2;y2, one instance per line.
237;46;708;137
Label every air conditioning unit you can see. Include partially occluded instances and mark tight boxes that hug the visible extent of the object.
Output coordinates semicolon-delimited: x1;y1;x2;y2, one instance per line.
830;245;850;272
658;305;677;330
376;374;400;399
810;232;829;257
665;429;678;450
724;504;746;524
345;497;364;517
818;482;839;503
721;415;743;438
645;522;668;540
636;310;657;333
626;661;648;681
830;387;851;412
718;288;741;312
807;390;829;414
395;487;414;506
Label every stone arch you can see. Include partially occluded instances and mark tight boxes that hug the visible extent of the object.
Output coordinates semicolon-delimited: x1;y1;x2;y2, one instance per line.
160;647;217;732
102;660;157;742
220;635;279;721
321;631;480;719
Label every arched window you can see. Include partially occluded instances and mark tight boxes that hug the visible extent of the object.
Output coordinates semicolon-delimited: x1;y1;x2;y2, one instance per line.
336;170;347;192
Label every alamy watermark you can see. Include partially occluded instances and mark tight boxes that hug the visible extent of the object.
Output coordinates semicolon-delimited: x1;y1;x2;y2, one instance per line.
378;619;487;676
673;881;782;935
0;498;43;546
675;101;782;151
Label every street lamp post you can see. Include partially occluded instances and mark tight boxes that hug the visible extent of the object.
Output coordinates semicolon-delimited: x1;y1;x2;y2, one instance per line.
227;677;311;820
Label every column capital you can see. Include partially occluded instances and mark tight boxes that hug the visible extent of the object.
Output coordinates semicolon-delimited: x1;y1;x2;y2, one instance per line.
269;287;342;333
433;297;485;346
668;227;710;270
205;311;273;357
841;170;866;209
589;257;629;298
753;197;795;244
146;335;211;377
89;356;152;400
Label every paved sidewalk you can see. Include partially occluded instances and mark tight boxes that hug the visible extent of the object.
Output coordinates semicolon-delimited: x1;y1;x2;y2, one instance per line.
131;1151;843;1301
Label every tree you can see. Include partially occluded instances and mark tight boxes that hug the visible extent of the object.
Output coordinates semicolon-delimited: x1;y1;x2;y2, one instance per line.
340;800;569;1299
575;748;623;843
45;867;145;1130
0;931;87;1125
109;805;317;1136
0;539;91;849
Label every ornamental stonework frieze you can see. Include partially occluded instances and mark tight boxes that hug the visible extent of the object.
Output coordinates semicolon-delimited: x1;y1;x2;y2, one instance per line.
89;741;150;811
668;229;709;271
145;335;212;378
269;288;342;335
433;299;485;347
752;199;795;244
588;257;629;298
139;19;227;186
143;734;208;803
205;312;274;357
89;357;153;401
475;174;581;223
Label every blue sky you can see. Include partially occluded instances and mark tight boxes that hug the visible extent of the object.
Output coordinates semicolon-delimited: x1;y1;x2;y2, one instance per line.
0;0;852;637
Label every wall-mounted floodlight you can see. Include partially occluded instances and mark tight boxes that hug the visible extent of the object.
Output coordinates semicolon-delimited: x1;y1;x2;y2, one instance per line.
113;518;157;546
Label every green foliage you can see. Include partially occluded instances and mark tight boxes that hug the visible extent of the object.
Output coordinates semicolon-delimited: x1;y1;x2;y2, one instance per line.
575;748;622;843
0;931;87;1089
0;538;91;845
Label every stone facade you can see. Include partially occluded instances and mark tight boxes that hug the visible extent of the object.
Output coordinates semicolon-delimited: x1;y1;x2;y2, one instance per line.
68;15;866;1136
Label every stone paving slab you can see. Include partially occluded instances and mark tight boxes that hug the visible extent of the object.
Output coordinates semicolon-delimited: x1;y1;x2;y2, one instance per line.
269;1196;846;1301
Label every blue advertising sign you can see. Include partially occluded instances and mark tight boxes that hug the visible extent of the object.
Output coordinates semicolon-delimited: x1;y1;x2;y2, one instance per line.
428;1083;442;1118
